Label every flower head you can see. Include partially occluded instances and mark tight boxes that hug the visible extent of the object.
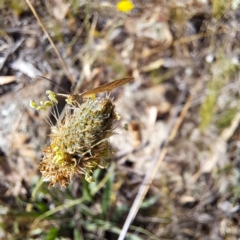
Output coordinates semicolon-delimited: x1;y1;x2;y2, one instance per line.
34;95;118;187
30;77;134;187
117;0;134;12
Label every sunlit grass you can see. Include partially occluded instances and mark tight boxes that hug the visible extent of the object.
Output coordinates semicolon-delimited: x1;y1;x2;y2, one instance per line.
200;52;238;131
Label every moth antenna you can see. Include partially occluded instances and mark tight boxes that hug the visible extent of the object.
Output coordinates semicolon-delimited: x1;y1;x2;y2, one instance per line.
38;75;70;94
70;80;78;94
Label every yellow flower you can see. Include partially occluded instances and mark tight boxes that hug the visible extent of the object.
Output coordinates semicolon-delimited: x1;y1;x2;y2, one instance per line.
117;0;134;12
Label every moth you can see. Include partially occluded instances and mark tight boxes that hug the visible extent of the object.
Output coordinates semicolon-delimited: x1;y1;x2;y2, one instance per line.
56;77;134;104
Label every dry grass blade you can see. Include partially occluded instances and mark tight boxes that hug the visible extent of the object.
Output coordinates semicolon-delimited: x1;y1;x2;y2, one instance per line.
118;80;201;240
0;76;16;85
25;0;74;84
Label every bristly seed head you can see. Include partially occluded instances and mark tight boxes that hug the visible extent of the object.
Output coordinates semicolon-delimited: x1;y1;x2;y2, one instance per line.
30;77;134;187
37;96;118;187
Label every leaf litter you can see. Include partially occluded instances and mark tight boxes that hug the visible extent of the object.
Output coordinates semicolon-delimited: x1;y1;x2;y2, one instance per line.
1;1;240;239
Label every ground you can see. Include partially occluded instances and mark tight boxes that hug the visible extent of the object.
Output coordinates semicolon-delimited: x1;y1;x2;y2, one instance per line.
0;0;240;239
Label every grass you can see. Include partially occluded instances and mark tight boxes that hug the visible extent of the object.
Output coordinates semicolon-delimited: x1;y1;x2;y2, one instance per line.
200;52;238;131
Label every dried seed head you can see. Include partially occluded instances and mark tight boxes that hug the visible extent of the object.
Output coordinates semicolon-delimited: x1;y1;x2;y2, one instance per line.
31;77;133;187
38;97;118;187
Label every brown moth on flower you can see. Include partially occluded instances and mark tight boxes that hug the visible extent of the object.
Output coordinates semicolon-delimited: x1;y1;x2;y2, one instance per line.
30;77;133;187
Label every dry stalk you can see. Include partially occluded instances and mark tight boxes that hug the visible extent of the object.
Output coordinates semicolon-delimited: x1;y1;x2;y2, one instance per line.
25;0;74;84
118;79;201;240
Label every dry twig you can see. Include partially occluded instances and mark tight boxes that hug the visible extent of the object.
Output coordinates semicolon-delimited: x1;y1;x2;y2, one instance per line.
25;0;74;84
118;79;201;240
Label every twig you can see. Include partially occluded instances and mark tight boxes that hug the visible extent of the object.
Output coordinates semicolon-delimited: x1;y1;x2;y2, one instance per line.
25;0;74;84
118;80;201;240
